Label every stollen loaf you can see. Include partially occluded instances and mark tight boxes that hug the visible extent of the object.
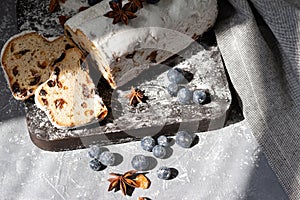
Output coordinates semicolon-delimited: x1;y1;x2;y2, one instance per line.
64;0;218;89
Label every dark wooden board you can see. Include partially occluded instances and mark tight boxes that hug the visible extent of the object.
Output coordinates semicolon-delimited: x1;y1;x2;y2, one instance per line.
18;0;232;151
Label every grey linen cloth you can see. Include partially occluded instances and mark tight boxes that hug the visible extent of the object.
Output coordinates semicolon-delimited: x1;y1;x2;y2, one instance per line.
215;0;300;199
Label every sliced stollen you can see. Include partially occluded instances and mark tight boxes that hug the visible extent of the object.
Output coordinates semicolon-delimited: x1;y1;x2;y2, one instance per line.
0;31;75;100
34;48;108;129
64;0;218;89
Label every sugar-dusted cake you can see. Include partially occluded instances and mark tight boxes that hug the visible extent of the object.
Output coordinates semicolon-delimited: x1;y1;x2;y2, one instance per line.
64;0;218;89
34;47;108;129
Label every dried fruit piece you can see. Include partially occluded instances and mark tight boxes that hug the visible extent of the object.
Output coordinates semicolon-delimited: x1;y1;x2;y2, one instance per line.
49;0;59;13
49;0;67;13
54;98;67;109
58;15;70;27
135;174;151;189
146;50;157;63
138;197;151;200
78;6;90;12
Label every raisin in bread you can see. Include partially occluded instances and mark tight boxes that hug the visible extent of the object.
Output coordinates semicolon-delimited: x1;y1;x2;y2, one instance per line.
0;31;75;100
64;0;218;89
34;48;108;129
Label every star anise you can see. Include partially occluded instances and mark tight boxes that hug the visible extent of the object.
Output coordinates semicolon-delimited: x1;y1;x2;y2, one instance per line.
49;0;59;12
104;1;137;25
125;87;147;106
126;0;144;12
107;170;140;196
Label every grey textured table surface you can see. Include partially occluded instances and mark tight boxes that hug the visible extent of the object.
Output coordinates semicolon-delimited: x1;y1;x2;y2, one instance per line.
0;0;289;199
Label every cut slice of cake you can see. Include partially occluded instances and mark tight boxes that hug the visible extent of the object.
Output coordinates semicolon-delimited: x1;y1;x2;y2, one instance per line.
64;0;218;89
1;31;75;100
34;47;108;129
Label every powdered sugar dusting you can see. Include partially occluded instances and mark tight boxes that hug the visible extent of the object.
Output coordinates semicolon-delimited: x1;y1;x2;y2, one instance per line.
17;0;85;37
26;42;231;149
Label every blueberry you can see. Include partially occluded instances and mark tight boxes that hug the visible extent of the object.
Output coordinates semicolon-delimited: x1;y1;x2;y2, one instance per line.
141;136;156;152
193;90;207;104
88;145;101;159
157;135;169;147
175;131;196;148
99;151;115;166
89;158;102;171
131;155;149;171
177;88;192;105
88;0;103;6
167;68;185;84
167;83;179;97
157;166;171;180
146;0;160;4
153;145;167;159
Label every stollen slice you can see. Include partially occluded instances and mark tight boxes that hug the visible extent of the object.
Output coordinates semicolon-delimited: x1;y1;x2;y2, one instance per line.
34;47;108;129
0;31;75;100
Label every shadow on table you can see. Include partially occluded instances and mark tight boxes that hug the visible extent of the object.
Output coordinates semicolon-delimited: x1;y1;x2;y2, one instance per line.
0;0;25;123
243;151;289;200
0;70;25;122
